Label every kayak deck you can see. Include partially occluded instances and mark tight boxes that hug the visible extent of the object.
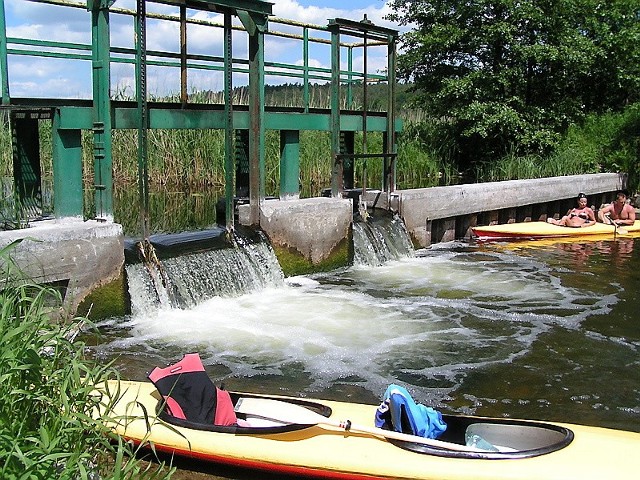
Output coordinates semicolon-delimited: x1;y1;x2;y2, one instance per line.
472;220;640;240
94;379;640;480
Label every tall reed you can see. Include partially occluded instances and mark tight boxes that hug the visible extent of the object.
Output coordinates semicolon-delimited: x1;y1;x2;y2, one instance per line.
0;112;11;177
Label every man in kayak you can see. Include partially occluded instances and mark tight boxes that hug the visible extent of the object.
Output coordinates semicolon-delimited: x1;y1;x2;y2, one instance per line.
597;190;636;226
547;193;596;227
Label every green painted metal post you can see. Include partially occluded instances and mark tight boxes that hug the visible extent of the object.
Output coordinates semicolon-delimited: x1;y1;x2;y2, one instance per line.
224;12;234;230
303;27;309;113
280;130;300;198
244;13;267;226
52;113;83;218
135;0;150;238
346;45;353;108
180;5;188;107
89;0;114;221
0;0;9;105
385;34;397;193
329;24;342;197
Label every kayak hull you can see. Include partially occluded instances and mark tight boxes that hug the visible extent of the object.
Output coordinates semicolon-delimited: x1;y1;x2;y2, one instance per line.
472;220;640;241
95;380;640;480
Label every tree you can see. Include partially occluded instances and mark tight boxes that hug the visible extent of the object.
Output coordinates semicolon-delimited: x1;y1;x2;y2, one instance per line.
387;0;640;168
579;0;640;111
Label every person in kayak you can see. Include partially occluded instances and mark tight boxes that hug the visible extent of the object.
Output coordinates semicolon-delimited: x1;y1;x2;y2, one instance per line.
547;193;596;227
597;190;636;226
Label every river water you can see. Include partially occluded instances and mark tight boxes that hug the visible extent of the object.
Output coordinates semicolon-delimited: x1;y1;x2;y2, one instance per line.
90;231;640;478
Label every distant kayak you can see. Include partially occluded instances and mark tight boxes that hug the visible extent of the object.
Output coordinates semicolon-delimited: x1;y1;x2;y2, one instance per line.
472;220;640;241
94;379;640;480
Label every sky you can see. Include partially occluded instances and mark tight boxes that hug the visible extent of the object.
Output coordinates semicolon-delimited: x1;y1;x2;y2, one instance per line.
2;0;405;99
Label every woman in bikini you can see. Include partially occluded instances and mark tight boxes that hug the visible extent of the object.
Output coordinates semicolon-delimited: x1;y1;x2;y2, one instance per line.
547;193;596;227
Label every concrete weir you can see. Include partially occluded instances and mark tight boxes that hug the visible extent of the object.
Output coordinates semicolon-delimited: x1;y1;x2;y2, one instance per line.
0;219;124;318
238;197;353;276
0;173;628;318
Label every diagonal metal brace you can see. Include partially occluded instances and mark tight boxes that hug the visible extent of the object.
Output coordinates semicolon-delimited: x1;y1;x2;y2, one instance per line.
86;0;116;11
237;9;269;36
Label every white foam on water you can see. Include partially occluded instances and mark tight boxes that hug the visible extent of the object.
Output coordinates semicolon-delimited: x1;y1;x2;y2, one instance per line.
104;247;616;398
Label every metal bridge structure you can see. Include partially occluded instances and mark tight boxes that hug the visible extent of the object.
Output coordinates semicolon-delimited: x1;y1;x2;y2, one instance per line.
0;0;400;233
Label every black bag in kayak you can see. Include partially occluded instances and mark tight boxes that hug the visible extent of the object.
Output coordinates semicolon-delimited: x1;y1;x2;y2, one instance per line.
148;352;237;426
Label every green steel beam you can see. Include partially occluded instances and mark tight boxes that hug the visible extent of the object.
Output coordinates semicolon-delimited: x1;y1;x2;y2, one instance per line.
328;17;398;40
385;36;397;193
154;0;273;17
329;24;341;197
303;27;309;112
136;0;150;238
346;45;353;108
224;12;234;229
246;13;267;226
55;105;402;132
180;5;187;106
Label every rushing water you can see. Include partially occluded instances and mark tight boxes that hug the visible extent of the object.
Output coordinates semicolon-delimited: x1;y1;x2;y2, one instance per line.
90;228;640;478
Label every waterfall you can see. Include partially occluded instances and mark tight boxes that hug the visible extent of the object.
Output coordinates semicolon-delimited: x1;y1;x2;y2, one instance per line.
126;213;415;314
352;213;415;266
126;231;284;315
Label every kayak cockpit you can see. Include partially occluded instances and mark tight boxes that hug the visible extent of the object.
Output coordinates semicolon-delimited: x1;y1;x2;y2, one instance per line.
155;390;333;435
390;415;574;459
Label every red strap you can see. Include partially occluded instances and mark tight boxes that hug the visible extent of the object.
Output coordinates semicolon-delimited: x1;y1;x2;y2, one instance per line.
214;388;237;426
164;396;186;419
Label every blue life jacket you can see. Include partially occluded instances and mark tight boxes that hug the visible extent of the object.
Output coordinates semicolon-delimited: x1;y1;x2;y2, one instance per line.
375;384;447;439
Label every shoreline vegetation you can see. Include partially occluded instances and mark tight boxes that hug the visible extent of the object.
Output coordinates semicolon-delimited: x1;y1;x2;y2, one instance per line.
1;87;637;194
1;86;638;234
0;241;174;479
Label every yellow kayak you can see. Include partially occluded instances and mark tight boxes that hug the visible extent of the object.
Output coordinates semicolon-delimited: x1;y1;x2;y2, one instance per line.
94;379;640;480
472;220;640;241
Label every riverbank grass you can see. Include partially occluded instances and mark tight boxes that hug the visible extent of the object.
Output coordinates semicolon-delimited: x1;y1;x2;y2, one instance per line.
0;241;173;479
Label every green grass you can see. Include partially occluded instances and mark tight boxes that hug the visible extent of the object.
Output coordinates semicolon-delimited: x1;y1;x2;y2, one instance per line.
0;241;174;479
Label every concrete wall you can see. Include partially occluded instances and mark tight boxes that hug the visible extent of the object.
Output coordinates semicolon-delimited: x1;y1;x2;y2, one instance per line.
238;197;353;274
0;219;124;318
389;173;626;247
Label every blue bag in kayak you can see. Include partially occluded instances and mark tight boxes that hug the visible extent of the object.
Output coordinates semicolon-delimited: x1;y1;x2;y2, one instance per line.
374;384;447;439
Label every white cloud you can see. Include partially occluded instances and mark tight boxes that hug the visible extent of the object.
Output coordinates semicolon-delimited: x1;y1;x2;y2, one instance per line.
3;0;404;96
8;57;92;98
271;0;401;32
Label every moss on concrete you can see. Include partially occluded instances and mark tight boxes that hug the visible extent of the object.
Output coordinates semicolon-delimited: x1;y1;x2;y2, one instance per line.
76;272;129;320
275;235;352;277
